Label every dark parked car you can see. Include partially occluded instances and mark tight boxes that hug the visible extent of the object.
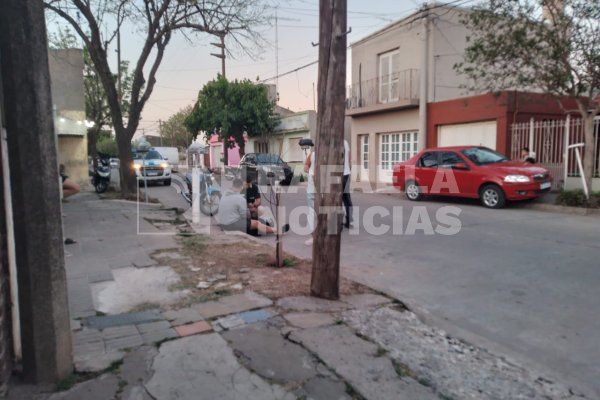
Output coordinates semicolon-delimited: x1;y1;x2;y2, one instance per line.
393;146;552;209
239;153;294;185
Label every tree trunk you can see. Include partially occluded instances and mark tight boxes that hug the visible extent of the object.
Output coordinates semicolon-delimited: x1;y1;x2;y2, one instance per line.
115;126;136;196
88;126;100;170
583;115;595;196
310;0;347;300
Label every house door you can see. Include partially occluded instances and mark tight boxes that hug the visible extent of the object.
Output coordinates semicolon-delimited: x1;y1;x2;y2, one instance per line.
360;135;369;182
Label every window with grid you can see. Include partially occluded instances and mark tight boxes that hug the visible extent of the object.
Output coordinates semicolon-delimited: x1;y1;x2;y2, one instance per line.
362;135;369;169
380;133;401;170
379;50;400;103
400;131;418;161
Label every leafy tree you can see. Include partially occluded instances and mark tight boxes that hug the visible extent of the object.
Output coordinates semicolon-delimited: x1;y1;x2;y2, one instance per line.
185;76;277;165
96;136;119;157
456;0;600;193
48;26;134;167
44;0;270;196
159;105;194;149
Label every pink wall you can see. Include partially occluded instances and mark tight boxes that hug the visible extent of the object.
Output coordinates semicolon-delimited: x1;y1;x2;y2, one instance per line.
208;134;243;168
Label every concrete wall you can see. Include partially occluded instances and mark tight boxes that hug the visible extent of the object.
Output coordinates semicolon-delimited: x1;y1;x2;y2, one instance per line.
58;135;89;185
350;108;419;187
564;177;600;192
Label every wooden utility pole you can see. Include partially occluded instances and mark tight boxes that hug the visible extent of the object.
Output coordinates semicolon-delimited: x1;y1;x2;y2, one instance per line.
211;33;226;79
310;0;347;300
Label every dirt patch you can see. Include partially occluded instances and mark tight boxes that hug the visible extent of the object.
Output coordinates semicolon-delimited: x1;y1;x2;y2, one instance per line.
151;233;372;307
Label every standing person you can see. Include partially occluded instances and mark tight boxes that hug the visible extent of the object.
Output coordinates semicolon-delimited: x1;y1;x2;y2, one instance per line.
342;139;353;228
304;144;316;246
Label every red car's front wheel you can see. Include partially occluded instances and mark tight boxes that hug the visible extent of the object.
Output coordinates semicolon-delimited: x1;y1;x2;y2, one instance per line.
480;184;506;209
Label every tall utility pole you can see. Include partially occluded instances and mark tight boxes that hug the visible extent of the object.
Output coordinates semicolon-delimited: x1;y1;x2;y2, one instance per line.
211;33;226;78
310;0;347;300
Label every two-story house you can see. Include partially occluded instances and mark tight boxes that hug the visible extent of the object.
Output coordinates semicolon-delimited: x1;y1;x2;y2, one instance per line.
347;4;474;187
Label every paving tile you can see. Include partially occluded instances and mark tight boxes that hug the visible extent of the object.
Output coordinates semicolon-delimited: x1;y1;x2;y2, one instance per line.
283;312;336;329
140;328;179;345
216;314;245;330
102;325;139;340
71;319;82;331
174;321;213;337
195;291;273;319
136;320;171;334
162;308;204;326
105;334;144;352
84;310;163;330
238;309;274;324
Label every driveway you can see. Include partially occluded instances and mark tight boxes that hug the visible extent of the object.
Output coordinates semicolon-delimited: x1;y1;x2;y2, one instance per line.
148;181;600;397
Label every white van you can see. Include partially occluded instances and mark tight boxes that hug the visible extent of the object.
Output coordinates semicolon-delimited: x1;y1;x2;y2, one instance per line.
152;147;180;172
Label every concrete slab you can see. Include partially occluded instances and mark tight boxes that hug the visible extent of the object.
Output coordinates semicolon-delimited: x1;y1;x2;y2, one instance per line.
195;291;272;319
344;307;584;400
90;266;190;314
215;314;245;330
290;326;439;400
145;334;294;400
136;320;171;334
222;322;319;383
74;350;125;373
340;294;391;309
283;313;336;329
84;310;163;330
276;296;350;313
119;346;158;400
162;307;204;326
294;377;351;400
48;374;119;400
238;309;274;324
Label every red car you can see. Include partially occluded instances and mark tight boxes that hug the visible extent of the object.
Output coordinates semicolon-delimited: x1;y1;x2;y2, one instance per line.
393;146;552;209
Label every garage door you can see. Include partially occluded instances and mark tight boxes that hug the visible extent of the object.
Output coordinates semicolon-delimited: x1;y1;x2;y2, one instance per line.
438;121;497;150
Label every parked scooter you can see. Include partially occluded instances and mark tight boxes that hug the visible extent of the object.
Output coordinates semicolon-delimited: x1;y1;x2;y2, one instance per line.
183;168;221;216
91;158;111;193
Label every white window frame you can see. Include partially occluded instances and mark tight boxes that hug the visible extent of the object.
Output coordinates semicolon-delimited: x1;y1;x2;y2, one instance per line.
362;135;369;169
380;131;418;170
379;49;400;104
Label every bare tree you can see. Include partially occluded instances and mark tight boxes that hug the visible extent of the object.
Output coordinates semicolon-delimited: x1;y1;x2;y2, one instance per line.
310;0;347;300
44;0;270;196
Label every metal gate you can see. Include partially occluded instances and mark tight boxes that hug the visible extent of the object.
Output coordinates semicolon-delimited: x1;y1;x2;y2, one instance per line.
510;117;600;190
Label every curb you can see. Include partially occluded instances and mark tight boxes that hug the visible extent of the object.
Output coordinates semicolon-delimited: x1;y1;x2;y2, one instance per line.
515;202;600;217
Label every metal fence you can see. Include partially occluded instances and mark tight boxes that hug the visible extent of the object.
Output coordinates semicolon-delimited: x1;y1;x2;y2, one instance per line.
510;117;600;190
346;69;420;110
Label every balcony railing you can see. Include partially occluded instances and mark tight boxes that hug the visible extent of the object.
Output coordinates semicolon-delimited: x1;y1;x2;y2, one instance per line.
346;69;420;111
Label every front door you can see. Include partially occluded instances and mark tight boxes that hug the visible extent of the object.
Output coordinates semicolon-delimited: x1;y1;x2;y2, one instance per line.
360;135;369;182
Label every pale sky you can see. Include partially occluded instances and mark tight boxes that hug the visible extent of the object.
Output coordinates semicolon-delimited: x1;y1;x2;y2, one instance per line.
47;0;477;137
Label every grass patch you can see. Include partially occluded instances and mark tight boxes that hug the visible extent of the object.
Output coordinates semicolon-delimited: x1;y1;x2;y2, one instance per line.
179;235;208;255
56;374;80;392
392;359;415;378
282;258;297;268
106;360;123;374
375;347;388;357
556;189;600;208
129;302;161;312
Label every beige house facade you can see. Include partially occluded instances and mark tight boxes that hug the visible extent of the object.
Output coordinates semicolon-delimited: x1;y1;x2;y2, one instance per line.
48;49;89;185
347;5;474;188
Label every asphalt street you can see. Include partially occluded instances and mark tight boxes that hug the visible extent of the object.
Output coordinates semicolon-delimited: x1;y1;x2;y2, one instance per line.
147;176;600;397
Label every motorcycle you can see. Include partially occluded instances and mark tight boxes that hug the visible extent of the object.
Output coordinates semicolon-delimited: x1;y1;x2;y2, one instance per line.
183;168;221;216
91;158;111;193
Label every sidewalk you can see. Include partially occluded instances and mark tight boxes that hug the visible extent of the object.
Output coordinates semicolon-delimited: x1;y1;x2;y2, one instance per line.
7;192;590;400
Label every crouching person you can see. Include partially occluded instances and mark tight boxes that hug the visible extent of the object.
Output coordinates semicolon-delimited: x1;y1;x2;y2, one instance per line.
218;178;288;235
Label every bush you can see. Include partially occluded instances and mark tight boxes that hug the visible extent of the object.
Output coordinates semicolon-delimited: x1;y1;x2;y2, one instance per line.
556;189;600;208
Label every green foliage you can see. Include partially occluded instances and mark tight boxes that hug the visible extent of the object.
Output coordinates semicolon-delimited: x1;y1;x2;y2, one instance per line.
97;136;118;157
556;189;600;208
185;77;278;161
160;105;195;148
456;0;600;104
